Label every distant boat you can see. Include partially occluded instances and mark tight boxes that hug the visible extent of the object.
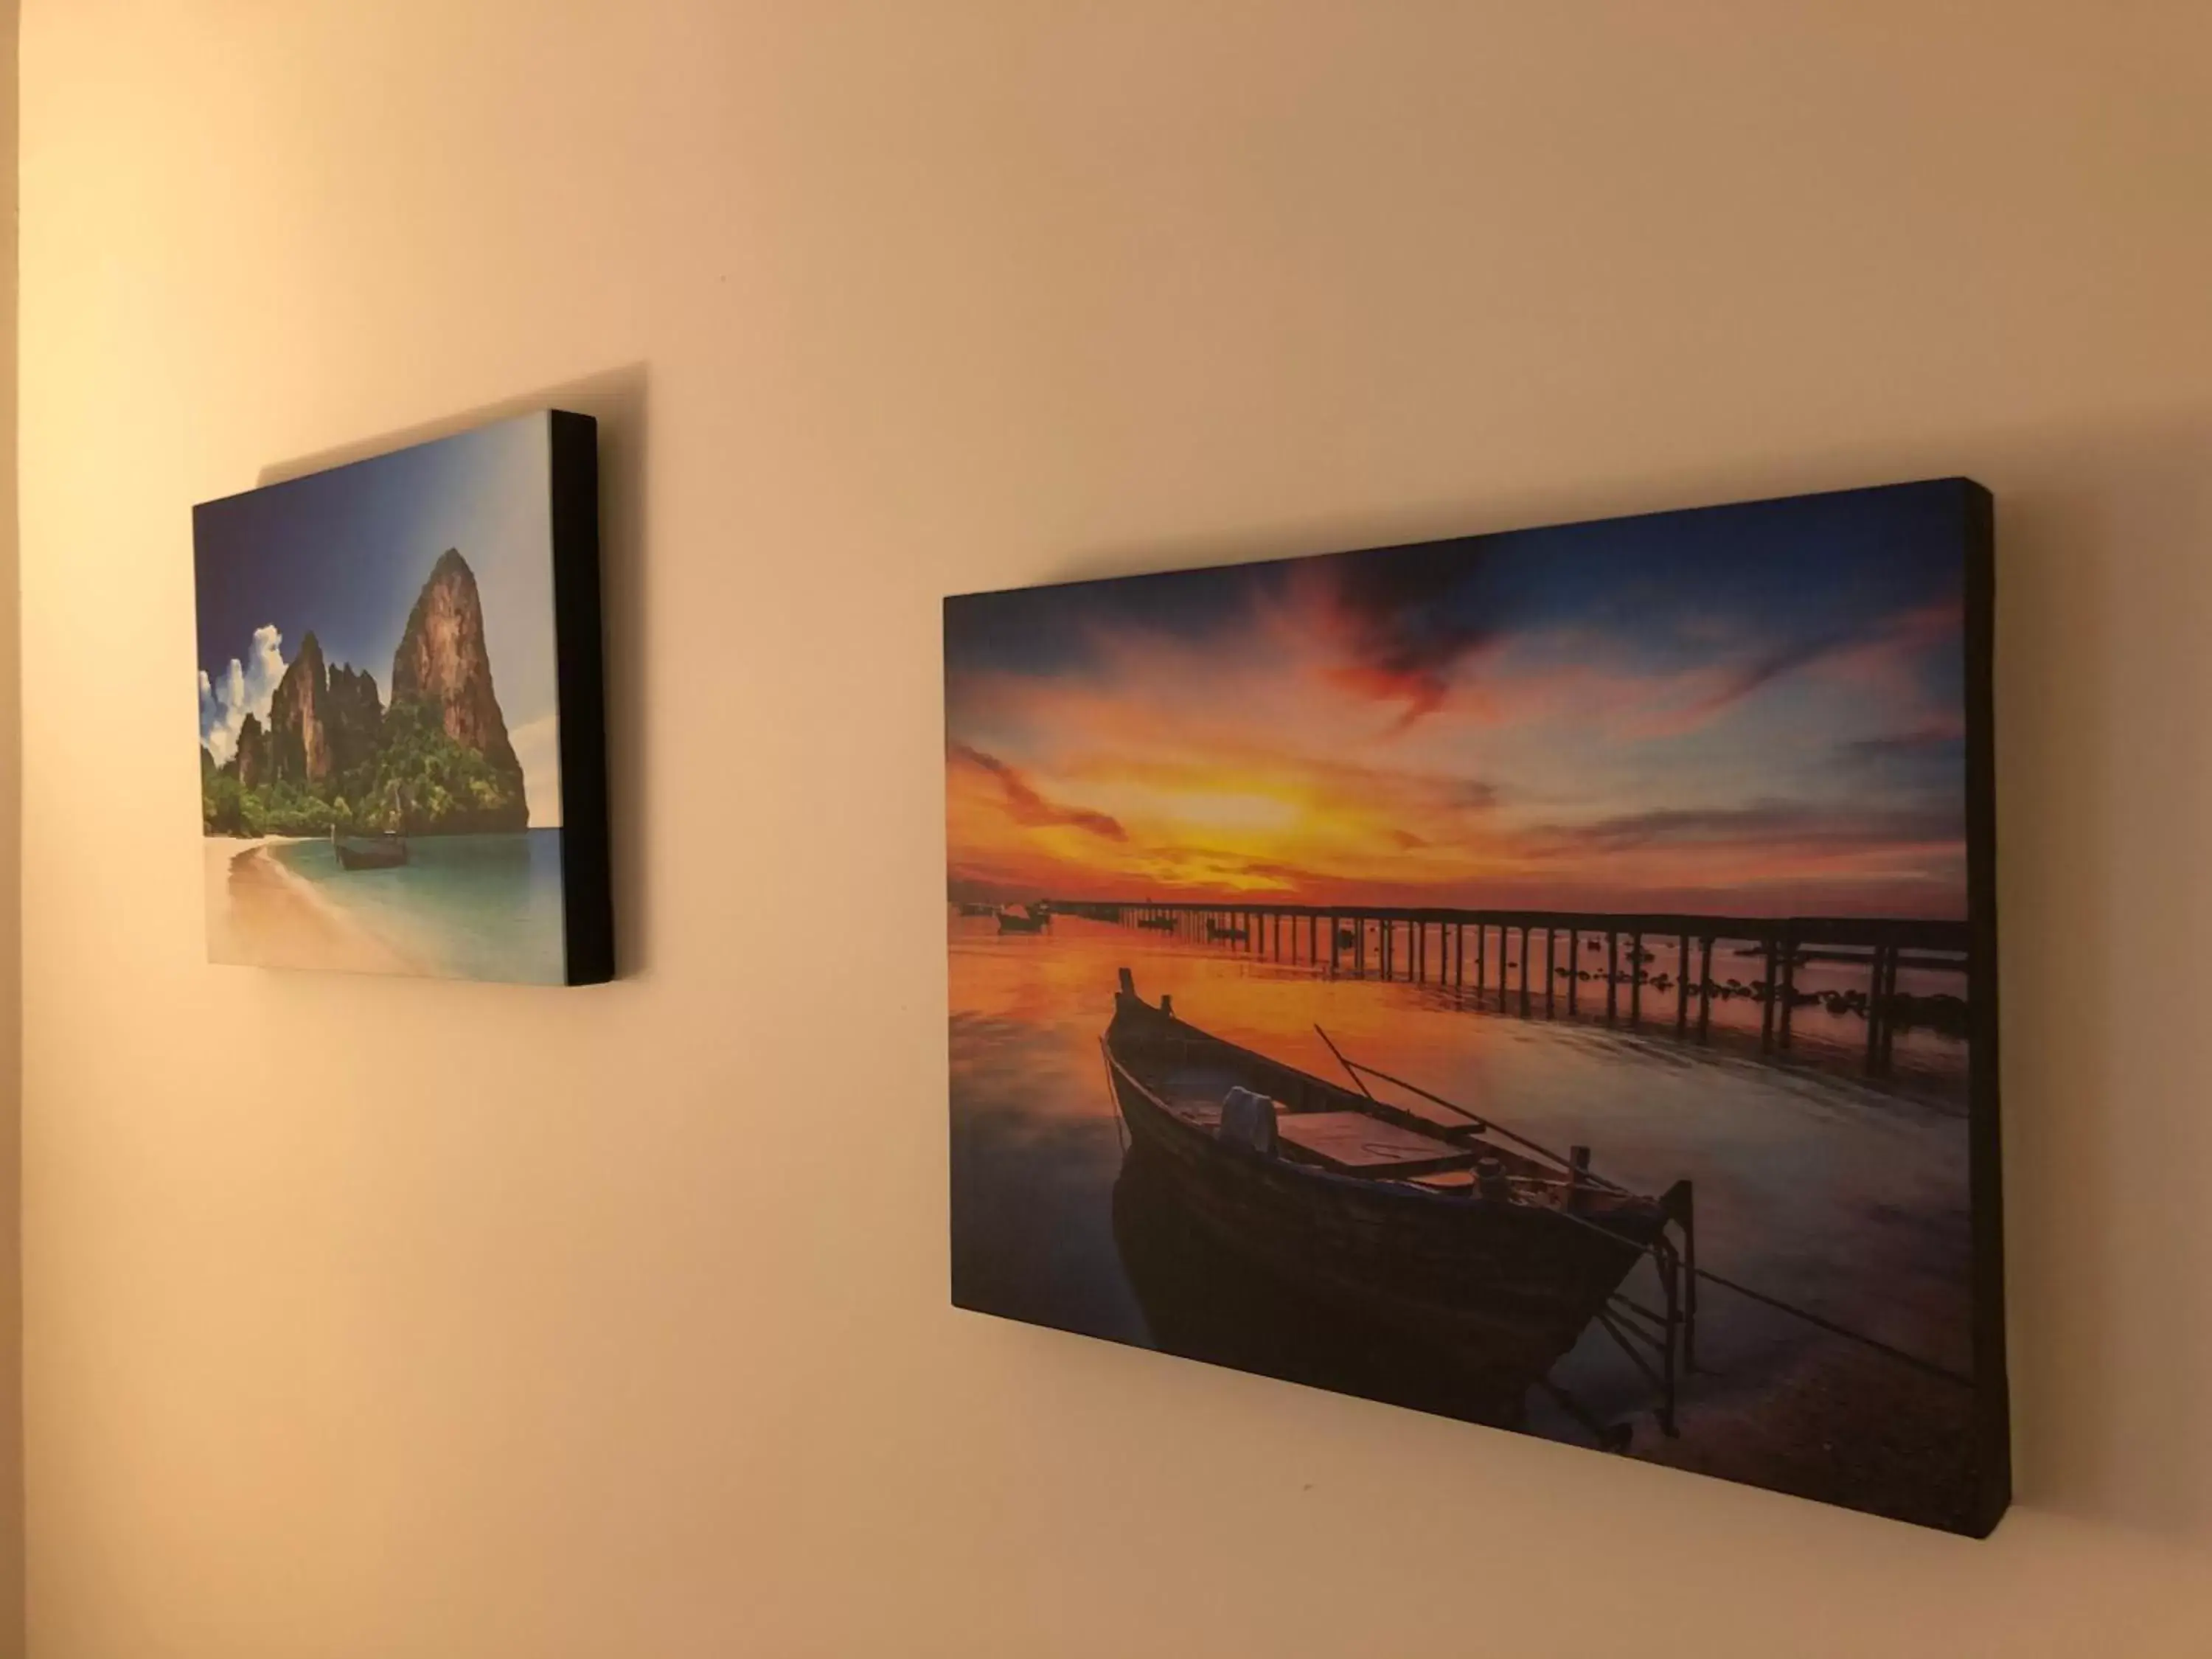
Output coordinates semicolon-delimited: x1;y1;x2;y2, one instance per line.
332;828;408;871
997;908;1050;934
1136;916;1178;931
1205;921;1249;943
957;902;995;916
1100;970;1686;1381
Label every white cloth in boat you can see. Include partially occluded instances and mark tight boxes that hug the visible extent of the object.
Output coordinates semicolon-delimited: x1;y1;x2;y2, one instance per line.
1216;1087;1279;1156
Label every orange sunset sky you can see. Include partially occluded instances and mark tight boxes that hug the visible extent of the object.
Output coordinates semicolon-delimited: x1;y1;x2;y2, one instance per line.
945;484;1974;919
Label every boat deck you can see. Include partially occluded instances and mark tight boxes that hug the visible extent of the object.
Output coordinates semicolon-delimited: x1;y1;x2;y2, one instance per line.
1273;1111;1473;1178
1148;1062;1593;1206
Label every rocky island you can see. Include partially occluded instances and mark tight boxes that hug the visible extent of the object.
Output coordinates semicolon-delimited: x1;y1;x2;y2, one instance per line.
201;549;530;837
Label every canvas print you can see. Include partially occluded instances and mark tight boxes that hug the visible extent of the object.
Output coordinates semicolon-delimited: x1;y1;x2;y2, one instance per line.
195;411;611;985
945;480;2005;1534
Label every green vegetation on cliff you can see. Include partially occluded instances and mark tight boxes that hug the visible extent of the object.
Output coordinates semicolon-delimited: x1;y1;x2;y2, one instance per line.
201;550;532;838
203;699;529;837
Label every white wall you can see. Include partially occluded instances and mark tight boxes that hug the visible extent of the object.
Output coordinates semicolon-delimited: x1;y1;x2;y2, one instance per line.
18;3;2212;1655
0;0;19;1652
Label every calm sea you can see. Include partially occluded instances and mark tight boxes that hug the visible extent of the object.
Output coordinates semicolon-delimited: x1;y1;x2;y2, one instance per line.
949;910;1975;1444
274;830;567;984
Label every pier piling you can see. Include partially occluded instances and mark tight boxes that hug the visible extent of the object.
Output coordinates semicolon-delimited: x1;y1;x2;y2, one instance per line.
1070;900;1966;1074
1778;933;1798;1049
1759;935;1778;1052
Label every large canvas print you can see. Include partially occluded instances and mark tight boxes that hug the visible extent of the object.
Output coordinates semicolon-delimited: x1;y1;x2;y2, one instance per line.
195;411;611;985
945;480;2005;1534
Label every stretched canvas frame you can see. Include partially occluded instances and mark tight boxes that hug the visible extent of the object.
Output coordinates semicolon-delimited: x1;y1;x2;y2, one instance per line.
945;479;2006;1534
193;410;612;986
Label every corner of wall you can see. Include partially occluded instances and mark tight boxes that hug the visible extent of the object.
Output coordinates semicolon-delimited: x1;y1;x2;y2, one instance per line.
1;0;23;1649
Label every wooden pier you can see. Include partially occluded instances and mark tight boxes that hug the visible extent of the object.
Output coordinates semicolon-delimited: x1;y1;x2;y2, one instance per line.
1038;899;1969;1077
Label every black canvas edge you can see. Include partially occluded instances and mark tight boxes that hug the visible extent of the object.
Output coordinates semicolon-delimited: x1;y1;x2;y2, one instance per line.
1959;479;2011;1536
547;410;616;985
943;475;1986;607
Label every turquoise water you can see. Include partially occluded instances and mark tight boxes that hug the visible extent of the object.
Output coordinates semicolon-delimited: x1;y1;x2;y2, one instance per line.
274;830;567;984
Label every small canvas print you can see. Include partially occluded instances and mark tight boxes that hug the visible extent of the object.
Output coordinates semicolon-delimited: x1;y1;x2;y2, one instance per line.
945;481;2006;1534
195;411;611;985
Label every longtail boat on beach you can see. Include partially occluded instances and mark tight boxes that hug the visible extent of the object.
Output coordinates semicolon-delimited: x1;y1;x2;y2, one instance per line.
1100;968;1689;1385
332;829;408;871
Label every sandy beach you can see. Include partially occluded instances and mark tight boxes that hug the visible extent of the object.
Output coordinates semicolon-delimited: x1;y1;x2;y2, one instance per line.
204;837;420;975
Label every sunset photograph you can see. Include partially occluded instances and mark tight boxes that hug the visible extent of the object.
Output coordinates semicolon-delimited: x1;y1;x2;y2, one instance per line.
945;479;2004;1534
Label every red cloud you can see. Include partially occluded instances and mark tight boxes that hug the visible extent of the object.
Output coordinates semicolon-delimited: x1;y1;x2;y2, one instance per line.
948;743;1127;841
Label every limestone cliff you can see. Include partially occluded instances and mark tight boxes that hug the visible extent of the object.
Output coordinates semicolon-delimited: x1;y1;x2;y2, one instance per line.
234;712;269;790
267;632;332;785
389;549;526;786
204;548;533;837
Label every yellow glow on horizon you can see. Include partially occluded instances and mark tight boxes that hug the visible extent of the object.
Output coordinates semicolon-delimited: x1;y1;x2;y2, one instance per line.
1152;789;1301;835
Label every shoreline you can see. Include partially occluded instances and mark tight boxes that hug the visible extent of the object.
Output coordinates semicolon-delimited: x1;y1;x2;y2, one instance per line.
204;835;422;975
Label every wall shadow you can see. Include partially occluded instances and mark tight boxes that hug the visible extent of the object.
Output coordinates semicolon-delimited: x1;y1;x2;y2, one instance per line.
256;366;652;980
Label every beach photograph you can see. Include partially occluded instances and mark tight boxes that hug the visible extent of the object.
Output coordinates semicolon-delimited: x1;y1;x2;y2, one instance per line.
194;415;579;984
945;481;2003;1533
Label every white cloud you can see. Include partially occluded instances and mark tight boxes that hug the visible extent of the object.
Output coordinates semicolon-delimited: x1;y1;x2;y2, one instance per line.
198;625;287;766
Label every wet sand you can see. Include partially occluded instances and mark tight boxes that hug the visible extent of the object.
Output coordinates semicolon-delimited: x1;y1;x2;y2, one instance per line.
204;838;419;974
1633;1335;1983;1534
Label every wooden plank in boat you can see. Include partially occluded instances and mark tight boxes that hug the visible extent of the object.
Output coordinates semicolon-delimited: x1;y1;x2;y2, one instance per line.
1276;1112;1478;1178
1408;1169;1476;1192
1395;1099;1486;1138
1155;1068;1247;1128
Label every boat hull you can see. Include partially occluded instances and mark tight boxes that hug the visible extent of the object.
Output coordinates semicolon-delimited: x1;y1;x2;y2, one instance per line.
1109;1146;1533;1424
334;839;408;870
1103;995;1666;1380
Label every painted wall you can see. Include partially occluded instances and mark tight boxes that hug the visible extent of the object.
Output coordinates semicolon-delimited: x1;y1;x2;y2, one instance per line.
0;1;19;1653
17;3;2212;1655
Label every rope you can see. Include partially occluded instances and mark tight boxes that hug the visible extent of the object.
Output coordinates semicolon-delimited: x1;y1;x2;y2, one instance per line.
1116;1020;1973;1393
1329;1040;1972;1388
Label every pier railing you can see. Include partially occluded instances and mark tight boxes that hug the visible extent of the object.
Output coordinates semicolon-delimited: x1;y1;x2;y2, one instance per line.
1034;899;1972;1075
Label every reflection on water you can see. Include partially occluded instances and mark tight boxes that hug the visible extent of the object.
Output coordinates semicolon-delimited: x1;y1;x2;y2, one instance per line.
950;910;1981;1527
1110;1147;1531;1427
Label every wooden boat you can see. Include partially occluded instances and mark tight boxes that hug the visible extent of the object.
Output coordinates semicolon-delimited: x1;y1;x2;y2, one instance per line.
996;908;1049;934
1100;969;1686;1381
957;902;996;916
332;830;408;870
1109;1147;1533;1425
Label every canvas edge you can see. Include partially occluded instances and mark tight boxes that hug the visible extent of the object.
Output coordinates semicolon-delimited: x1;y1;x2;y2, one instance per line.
940;475;1984;606
547;410;616;986
1958;478;2011;1537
